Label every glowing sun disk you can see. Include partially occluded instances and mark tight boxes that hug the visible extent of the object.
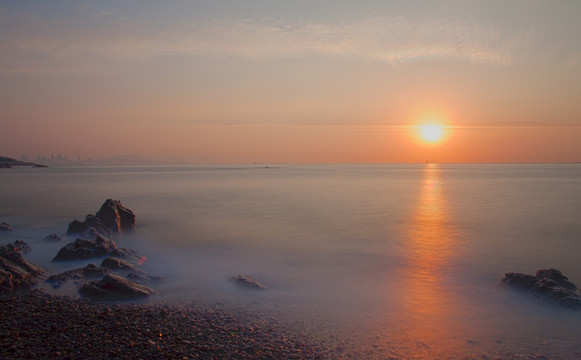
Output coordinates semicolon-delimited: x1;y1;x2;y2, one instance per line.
419;124;445;143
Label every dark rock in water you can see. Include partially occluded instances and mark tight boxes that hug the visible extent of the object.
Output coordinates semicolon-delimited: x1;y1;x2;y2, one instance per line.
500;268;581;308
0;222;12;232
96;199;136;234
79;273;155;300
46;264;109;289
52;236;136;261
67;215;113;239
101;257;139;272
101;257;163;284
126;272;164;284
0;241;45;293
231;274;266;290
66;199;135;238
14;240;31;254
44;233;62;241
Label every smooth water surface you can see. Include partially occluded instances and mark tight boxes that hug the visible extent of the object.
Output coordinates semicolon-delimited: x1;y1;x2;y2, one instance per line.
1;164;581;358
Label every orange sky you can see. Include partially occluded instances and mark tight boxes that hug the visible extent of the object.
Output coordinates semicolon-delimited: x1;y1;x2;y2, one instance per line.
1;1;581;163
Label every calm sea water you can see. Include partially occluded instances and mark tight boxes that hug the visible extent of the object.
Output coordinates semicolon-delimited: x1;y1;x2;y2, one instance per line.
1;164;581;358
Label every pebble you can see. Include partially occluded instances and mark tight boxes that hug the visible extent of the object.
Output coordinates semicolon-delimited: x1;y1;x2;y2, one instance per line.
0;290;335;359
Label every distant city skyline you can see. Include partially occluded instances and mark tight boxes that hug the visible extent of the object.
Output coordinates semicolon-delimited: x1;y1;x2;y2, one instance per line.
1;1;581;163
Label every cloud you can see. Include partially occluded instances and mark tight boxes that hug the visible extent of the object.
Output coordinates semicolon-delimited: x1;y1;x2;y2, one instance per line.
0;13;532;76
167;15;531;66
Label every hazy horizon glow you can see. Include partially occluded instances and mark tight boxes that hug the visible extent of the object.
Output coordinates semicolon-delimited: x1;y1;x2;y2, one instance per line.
1;1;581;163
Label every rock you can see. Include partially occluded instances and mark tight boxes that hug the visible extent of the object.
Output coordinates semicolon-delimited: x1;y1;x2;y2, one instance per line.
44;234;62;241
95;199;136;234
500;268;581;308
14;240;31;254
231;274;266;290
0;222;12;231
67;215;113;239
0;241;45;293
52;236;124;261
101;257;163;284
66;199;135;237
79;273;155;300
46;264;109;289
101;257;139;272
126;272;164;284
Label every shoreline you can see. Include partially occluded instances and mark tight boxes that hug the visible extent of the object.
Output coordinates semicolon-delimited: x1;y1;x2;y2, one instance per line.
2;290;570;360
0;289;338;359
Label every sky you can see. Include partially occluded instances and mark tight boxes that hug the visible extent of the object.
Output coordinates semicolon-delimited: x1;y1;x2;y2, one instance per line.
1;0;581;164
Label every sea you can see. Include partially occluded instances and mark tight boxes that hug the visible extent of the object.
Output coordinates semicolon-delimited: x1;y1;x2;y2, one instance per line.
1;163;581;358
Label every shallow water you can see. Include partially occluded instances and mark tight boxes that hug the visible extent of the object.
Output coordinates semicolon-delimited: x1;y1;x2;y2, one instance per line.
1;163;581;358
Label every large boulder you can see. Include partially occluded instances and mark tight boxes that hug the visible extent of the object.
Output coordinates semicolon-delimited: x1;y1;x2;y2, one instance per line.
0;241;45;293
500;268;581;308
96;199;136;234
52;236;137;261
67;199;135;237
79;273;155;300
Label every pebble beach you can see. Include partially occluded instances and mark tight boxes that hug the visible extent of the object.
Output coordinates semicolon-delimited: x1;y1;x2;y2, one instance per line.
0;290;338;360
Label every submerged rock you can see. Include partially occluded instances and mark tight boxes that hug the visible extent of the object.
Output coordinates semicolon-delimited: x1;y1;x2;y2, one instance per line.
500;268;581;308
52;236;138;262
79;273;155;300
66;199;135;237
44;233;62;241
0;241;45;293
0;222;12;232
231;274;266;290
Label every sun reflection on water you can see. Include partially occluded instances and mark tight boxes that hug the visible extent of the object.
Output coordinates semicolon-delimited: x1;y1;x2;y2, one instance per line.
388;163;464;357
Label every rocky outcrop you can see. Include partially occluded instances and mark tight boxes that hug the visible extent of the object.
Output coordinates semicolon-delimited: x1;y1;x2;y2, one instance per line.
46;264;109;289
500;268;581;308
0;241;45;293
79;273;155;300
101;257;163;284
67;199;135;238
96;199;136;234
67;215;113;239
52;236;138;262
0;222;12;232
231;274;266;290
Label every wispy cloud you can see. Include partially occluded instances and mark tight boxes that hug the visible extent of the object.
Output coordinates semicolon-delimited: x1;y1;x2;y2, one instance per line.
153;15;531;65
0;13;532;76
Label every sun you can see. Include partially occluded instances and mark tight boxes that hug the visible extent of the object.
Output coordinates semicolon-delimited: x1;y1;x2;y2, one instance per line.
419;123;445;143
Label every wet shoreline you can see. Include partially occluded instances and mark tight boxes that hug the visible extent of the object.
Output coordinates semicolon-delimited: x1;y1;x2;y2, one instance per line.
0;290;337;359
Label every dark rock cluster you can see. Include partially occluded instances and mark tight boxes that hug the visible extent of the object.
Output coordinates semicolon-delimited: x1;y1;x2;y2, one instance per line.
500;268;581;308
67;198;136;238
0;240;44;293
2;199;264;302
1;199;160;301
48;200;158;300
52;235;138;262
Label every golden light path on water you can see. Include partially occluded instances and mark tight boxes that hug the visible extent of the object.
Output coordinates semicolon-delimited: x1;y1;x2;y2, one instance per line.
379;163;468;358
